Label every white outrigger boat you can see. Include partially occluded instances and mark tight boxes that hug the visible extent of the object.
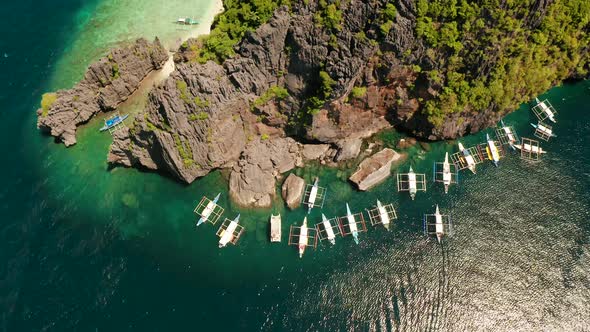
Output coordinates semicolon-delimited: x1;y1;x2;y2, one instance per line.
197;193;220;226
321;214;336;245
485;133;501;167
531;122;556;139
298;217;309;258
176;17;199;25
514;142;546;154
307;177;320;213
377;200;390;230
534;98;557;123
408;166;418;200
458;142;477;174
434;152;457;194
442;152;452;193
423;205;452;243
499;120;518;150
218;214;240;248
346;203;360;244
433;205;444;243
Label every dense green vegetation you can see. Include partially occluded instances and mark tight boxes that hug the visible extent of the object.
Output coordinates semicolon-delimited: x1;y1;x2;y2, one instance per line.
286;69;337;135
40;93;57;117
318;70;336;98
379;3;396;37
187;0;291;63
314;0;343;32
412;0;590;127
189;112;209;121
350;86;367;99
176;80;191;104
178;0;588;136
193;96;210;108
252;85;289;108
174;134;194;167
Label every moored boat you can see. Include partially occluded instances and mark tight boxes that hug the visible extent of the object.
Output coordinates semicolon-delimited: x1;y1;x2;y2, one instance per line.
298;217;309;258
408;166;417;200
434;205;444;243
499;120;518;150
377;200;390;230
458;142;477;174
514;142;546;154
321;214;336;245
197;193;220;226
219;214;240;248
307;177;319;213
346;203;359;244
442;152;452;194
531;122;556;138
100;114;128;132
177;17;199;25
270;214;281;242
534;97;557;123
485;133;501;167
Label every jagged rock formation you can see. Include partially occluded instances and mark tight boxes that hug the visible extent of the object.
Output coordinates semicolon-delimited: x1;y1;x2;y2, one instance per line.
38;0;588;207
229;137;303;208
349;148;404;191
281;173;305;210
108;4;388;193
301;144;330;161
335;139;363;162
37;38;168;146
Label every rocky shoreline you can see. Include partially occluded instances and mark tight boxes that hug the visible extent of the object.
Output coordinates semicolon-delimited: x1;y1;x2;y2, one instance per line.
36;1;589;208
106;5;397;204
37;38;168;146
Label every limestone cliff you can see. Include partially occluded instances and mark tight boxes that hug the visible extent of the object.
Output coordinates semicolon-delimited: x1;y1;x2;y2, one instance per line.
37;38;168;146
36;0;589;207
108;0;589;207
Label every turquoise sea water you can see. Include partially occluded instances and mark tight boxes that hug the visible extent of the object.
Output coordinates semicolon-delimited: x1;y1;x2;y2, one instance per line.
1;0;589;330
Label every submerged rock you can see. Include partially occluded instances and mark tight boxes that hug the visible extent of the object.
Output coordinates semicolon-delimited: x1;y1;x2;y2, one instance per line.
281;173;305;209
349;148;403;191
396;137;417;149
37;38;168;146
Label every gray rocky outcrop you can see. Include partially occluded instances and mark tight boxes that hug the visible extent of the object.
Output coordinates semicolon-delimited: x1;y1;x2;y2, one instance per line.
302;144;331;161
40;0;585;208
281;173;305;210
109;8;294;186
335;138;363;162
229;137;303;208
37;38;168;146
349;148;404;191
106;4;397;206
